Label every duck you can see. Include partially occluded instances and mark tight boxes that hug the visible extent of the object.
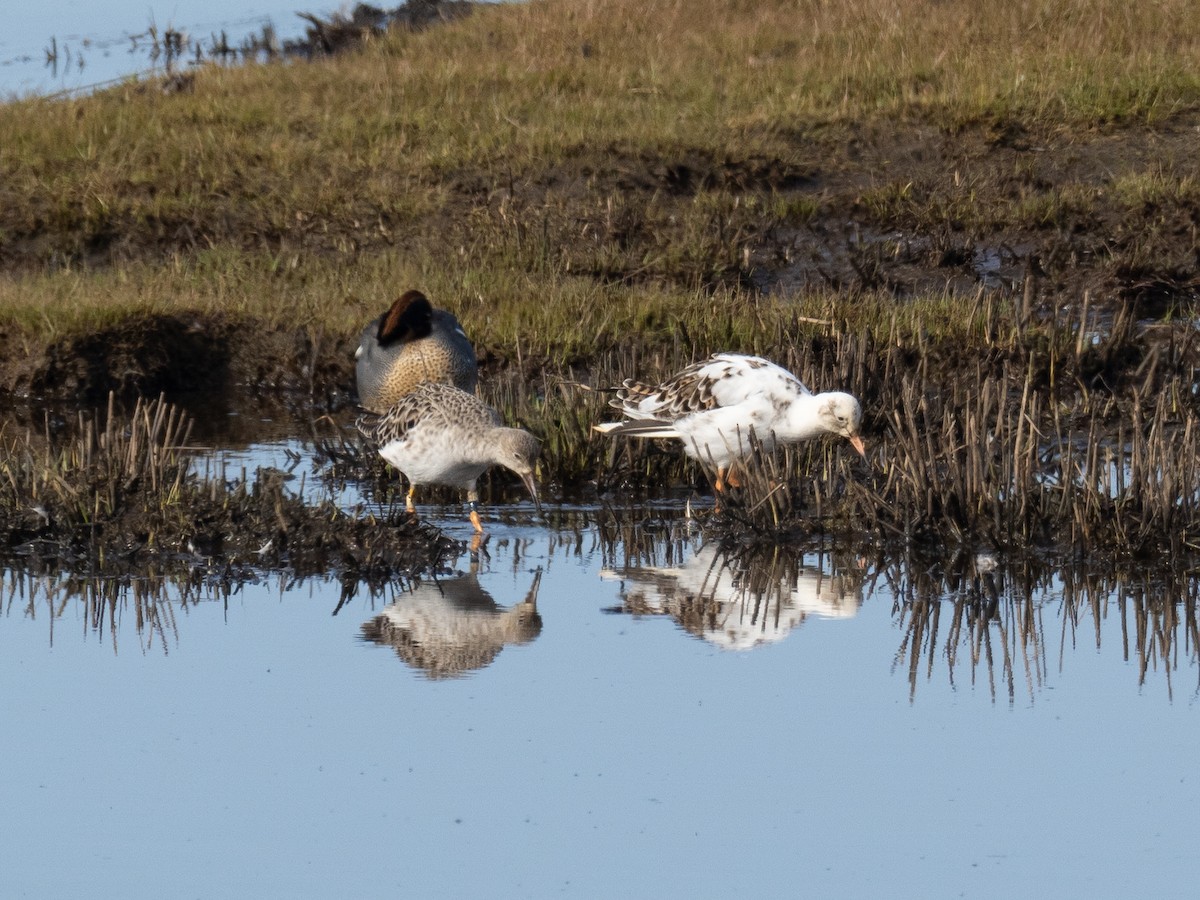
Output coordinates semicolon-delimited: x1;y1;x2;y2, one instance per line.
355;289;477;412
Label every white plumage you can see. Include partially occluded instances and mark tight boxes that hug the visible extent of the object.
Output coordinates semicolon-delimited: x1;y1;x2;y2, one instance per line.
594;353;865;489
601;543;861;651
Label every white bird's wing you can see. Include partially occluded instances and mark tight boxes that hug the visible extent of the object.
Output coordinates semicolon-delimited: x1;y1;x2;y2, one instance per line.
614;353;811;423
702;354;812;409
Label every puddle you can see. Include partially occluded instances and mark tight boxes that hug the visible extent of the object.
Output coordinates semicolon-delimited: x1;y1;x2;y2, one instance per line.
972;243;1030;290
2;434;1198;896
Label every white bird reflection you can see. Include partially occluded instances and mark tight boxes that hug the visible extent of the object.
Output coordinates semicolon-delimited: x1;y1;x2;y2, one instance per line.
360;567;543;678
601;544;861;650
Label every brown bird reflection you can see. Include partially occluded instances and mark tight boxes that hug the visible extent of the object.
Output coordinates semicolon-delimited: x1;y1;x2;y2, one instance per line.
360;567;543;678
601;544;861;650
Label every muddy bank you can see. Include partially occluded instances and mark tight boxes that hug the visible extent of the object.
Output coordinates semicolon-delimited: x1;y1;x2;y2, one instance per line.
0;314;358;411
3;21;1200;572
4;111;1199;407
0;394;460;581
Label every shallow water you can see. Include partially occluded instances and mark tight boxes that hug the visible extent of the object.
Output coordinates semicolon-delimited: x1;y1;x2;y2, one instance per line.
2;437;1197;898
1;2;309;97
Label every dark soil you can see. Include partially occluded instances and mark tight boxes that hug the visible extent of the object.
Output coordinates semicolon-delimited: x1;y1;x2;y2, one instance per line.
3;114;1198;404
0;313;359;410
3;15;1200;575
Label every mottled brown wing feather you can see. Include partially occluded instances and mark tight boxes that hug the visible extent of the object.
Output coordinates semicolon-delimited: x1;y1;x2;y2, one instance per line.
359;392;426;447
362;382;503;450
613;357;728;418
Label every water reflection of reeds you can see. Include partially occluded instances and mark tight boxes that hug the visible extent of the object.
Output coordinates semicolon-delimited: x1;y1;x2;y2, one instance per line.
1;567;232;654
878;556;1200;702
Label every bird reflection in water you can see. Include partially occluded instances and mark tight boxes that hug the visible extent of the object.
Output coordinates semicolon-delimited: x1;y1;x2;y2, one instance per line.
601;543;861;650
360;565;543;678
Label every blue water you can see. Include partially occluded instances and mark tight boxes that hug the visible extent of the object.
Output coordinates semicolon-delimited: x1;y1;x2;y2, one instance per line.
0;1;312;97
4;4;1196;892
1;484;1196;898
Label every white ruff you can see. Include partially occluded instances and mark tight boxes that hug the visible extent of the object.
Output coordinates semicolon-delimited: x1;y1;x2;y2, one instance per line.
595;353;864;470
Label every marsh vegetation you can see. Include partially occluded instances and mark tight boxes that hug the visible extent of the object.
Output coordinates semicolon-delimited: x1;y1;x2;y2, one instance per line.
1;0;1198;573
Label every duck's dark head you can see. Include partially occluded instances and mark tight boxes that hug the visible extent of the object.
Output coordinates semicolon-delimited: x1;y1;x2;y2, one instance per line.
377;290;435;345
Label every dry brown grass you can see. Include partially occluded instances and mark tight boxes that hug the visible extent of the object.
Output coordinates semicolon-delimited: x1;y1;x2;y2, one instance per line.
3;0;1200;341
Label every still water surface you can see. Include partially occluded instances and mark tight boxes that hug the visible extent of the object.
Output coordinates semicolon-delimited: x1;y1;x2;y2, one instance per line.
3;5;1196;894
1;437;1196;898
1;1;310;97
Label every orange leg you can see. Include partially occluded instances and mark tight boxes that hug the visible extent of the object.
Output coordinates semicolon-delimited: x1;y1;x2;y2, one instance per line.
405;484;417;513
714;466;742;494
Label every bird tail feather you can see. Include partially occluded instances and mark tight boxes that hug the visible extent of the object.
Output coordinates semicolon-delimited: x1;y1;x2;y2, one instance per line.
592;420;680;439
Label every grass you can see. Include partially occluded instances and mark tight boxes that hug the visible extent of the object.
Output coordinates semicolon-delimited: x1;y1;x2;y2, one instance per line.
1;0;1200;567
4;0;1200;345
3;291;1198;572
0;393;194;530
493;291;1198;560
0;394;458;578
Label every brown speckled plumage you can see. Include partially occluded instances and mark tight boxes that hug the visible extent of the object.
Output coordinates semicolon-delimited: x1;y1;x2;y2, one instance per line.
360;569;543;679
357;381;541;532
355;290;478;412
